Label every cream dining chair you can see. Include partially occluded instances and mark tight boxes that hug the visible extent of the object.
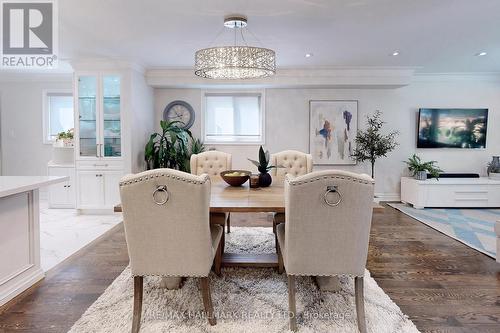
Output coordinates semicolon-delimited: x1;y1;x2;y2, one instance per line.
276;170;375;332
119;169;223;332
190;151;232;241
270;150;313;249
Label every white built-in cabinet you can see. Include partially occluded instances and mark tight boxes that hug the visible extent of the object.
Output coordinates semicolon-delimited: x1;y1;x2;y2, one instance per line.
74;72;124;211
48;163;76;208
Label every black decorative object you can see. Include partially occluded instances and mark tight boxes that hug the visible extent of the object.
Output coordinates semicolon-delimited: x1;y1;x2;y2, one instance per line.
248;146;276;188
258;172;272;187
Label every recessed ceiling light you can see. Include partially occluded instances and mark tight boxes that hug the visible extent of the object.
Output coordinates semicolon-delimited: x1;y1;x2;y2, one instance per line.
305;53;313;58
475;52;487;56
391;51;400;56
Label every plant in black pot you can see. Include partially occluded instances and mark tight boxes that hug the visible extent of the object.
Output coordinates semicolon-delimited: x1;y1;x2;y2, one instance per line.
404;154;443;180
248;146;276;187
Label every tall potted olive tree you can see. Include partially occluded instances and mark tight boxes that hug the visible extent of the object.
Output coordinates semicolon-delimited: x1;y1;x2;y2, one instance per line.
351;111;399;178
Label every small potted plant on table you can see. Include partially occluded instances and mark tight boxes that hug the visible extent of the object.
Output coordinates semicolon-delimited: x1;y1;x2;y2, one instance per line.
404;154;443;180
248;146;277;187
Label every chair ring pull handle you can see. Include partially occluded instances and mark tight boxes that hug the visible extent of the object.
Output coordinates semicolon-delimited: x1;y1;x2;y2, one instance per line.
153;185;169;205
324;185;342;207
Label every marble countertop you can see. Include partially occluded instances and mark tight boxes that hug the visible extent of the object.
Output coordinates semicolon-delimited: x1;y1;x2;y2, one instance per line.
0;176;68;198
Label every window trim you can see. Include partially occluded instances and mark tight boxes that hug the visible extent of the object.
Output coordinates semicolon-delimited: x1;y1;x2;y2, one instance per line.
201;90;265;145
42;89;73;145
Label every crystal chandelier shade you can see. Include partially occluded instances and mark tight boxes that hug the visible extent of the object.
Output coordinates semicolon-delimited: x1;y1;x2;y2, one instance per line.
194;16;276;80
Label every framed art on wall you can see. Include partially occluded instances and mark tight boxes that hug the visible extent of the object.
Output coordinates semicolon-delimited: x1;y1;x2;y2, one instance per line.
309;100;358;165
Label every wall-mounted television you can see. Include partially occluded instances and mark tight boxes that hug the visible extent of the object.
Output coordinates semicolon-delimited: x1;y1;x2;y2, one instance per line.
417;108;488;148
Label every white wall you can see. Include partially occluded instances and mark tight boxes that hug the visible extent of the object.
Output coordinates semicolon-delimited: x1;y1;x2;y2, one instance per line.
130;69;155;173
154;76;500;199
0;79;72;176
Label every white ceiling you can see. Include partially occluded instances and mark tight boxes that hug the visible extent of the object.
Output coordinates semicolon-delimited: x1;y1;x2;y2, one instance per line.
57;0;500;72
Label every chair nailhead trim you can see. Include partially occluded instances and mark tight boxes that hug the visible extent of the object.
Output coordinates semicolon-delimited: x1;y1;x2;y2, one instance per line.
120;172;209;187
286;175;374;186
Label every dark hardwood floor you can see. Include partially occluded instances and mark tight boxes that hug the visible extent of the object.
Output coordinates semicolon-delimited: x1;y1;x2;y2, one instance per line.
0;207;499;333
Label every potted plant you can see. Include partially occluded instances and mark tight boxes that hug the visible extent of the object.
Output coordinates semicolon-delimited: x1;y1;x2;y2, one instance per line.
248;146;277;187
190;138;206;155
351;111;399;178
404;154;443;180
55;129;74;147
144;120;193;171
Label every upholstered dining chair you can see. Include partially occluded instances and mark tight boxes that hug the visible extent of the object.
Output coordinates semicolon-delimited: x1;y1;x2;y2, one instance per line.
190;151;232;240
276;170;375;332
269;150;313;250
119;169;223;332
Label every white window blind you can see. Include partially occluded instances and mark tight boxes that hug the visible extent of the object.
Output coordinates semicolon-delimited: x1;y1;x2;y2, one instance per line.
44;92;74;143
204;93;263;143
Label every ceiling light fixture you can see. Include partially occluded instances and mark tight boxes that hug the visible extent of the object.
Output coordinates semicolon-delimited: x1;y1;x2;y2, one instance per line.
475;52;487;56
391;51;400;56
194;15;276;80
305;53;313;58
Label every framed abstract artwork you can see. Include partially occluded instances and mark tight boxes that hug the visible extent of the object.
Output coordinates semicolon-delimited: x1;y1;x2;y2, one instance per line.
309;100;358;165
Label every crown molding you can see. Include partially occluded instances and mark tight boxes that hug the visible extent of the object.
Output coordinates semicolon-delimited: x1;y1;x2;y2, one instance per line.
70;58;146;74
145;67;416;89
0;72;72;83
412;72;500;82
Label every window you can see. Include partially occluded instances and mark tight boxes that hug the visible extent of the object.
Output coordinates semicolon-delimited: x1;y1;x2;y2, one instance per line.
43;91;74;144
203;92;264;144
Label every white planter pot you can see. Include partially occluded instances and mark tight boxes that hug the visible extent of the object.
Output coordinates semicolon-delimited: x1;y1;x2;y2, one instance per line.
489;173;500;180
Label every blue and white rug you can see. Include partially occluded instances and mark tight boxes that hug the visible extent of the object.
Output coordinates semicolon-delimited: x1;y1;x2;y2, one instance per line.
389;203;499;259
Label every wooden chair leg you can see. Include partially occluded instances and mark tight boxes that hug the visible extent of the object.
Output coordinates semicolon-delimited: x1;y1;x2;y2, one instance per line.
277;242;284;274
287;275;297;332
200;277;216;326
214;240;222;276
132;276;143;333
355;276;367;333
226;213;231;233
274;222;279;254
221;229;225;255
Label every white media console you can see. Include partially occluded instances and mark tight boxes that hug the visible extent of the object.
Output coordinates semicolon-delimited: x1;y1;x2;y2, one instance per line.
401;176;500;209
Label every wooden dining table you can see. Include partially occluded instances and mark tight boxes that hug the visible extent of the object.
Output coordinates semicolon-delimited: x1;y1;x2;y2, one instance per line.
114;179;383;268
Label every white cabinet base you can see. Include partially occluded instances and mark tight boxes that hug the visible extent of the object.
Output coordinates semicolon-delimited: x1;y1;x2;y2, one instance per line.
76;169;122;211
401;177;500;209
48;163;76;208
0;190;44;306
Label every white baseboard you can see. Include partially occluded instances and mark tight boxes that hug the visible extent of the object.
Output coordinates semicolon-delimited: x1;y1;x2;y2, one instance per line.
374;192;401;202
0;267;44;307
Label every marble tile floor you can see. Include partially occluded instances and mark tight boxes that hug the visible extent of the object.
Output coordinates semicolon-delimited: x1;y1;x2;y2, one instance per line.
39;200;122;271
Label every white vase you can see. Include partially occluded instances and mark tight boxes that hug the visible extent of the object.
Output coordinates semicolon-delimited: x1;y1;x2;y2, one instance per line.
489;172;500;180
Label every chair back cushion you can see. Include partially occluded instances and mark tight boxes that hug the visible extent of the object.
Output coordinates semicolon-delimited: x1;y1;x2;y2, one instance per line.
119;169;213;277
284;170;374;276
270;150;313;182
190;151;232;176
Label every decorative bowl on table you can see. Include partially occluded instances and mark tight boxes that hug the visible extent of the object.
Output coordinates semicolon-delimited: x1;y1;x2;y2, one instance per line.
220;170;251;186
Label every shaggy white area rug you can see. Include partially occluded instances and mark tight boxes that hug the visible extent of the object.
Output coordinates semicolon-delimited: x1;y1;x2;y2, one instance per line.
68;227;420;333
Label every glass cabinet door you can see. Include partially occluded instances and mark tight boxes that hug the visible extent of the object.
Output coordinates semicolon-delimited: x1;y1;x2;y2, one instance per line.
78;76;98;157
102;75;121;157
